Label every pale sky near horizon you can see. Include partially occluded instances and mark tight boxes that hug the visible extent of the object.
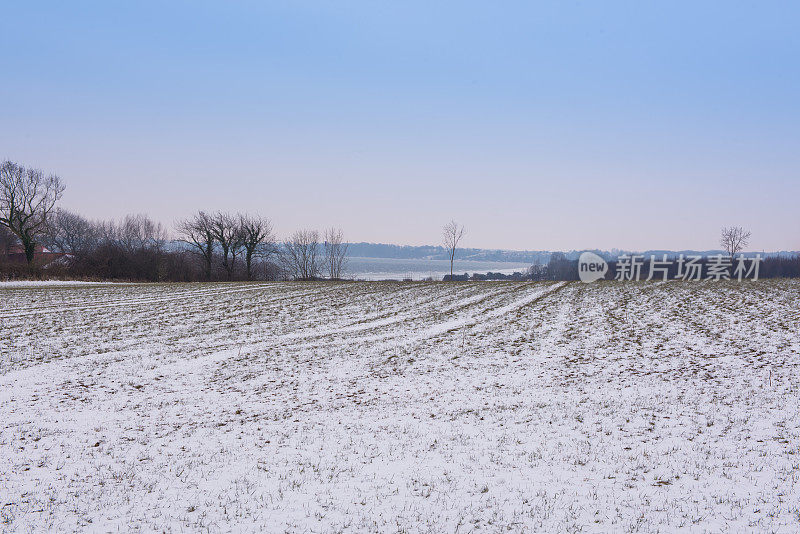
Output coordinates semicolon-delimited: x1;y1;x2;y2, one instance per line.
2;1;798;251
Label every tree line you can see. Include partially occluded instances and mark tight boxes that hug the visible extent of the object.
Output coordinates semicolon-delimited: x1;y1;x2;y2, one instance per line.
1;159;348;282
2;158;797;282
537;252;800;281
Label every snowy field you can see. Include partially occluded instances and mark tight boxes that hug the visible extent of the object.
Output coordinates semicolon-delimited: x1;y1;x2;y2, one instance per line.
1;280;799;532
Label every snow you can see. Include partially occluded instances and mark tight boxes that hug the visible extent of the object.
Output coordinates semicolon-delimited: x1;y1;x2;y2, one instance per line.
1;280;798;532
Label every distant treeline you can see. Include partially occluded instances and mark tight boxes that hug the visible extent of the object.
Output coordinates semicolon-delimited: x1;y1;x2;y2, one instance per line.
444;271;531;281
345;243;799;264
5;215;799;282
535;253;800;281
442;254;800;281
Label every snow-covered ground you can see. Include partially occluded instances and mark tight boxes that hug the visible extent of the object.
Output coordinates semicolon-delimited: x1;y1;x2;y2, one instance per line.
1;280;798;532
0;280;125;288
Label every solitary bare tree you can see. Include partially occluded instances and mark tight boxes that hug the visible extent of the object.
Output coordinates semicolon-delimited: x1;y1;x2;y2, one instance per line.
211;212;244;280
323;227;349;279
442;220;465;281
176;211;216;280
720;226;751;260
239;214;275;280
282;229;320;280
0;160;65;263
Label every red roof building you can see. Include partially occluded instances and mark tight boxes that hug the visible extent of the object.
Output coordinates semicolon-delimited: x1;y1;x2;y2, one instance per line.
2;244;65;265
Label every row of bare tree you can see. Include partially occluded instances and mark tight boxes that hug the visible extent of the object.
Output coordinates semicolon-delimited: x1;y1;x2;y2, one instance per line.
281;228;348;280
45;210;176;281
38;207;350;281
176;211;349;281
175;212;272;281
1;159;350;281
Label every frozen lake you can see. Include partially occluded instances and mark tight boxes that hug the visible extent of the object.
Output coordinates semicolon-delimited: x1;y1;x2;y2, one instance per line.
344;256;531;280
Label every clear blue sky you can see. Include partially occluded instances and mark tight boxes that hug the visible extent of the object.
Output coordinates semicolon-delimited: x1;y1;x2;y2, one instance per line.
2;1;798;251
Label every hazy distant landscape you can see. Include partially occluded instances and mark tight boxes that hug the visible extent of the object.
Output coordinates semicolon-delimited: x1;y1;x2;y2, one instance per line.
343;244;799;280
340;243;800;280
346;256;531;280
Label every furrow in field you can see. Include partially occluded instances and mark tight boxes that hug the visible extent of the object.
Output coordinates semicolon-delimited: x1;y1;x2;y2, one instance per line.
142;283;534;381
279;282;506;341
389;282;567;347
263;282;565;356
0;283;305;318
0;282;445;371
0;283;235;315
278;283;522;347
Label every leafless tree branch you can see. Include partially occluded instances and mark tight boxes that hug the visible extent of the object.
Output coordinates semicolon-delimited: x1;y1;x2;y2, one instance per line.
720;226;751;259
323;227;349;280
442;220;465;281
281;229;320;280
210;212;244;280
239;214;275;280
0;160;65;263
176;211;217;280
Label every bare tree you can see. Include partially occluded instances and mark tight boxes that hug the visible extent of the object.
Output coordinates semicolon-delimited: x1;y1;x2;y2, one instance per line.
211;212;244;280
117;214;166;254
0;160;65;264
176;211;216;280
720;226;751;259
45;208;98;257
0;224;18;255
323;227;349;280
95;219;120;248
76;214;167;281
239;214;275;280
442;220;465;281
282;229;320;280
